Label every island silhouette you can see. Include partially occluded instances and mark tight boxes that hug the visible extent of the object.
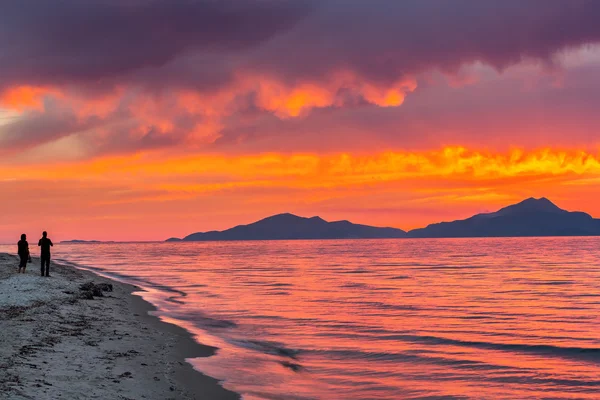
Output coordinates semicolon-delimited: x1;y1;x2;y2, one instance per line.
408;197;600;238
167;213;406;241
167;198;600;241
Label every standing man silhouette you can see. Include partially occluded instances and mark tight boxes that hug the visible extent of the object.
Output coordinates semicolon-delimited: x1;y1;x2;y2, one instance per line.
38;231;53;277
18;234;30;274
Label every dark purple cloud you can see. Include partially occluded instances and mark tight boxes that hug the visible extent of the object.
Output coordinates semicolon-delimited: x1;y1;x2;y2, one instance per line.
0;0;316;89
2;0;600;91
245;0;600;85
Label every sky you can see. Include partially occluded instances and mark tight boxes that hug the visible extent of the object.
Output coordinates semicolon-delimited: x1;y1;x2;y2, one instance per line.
2;0;600;242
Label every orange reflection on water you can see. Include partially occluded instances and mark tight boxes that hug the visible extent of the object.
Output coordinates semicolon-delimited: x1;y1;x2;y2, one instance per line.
40;237;600;399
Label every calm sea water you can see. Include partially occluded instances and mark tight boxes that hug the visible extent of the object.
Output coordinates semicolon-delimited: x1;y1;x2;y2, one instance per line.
3;238;600;399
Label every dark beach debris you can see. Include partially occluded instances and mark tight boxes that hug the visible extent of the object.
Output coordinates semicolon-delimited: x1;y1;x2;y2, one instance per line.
17;336;62;358
118;371;133;379
78;291;94;300
78;281;114;299
96;283;113;292
0;376;22;395
0;306;29;319
78;282;95;291
280;361;303;372
100;349;140;361
0;301;46;319
48;320;91;337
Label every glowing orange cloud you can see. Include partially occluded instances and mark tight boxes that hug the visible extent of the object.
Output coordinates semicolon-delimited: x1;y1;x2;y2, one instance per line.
164;72;419;121
0;86;61;111
253;73;418;117
52;73;417;122
0;72;419;157
3;146;600;187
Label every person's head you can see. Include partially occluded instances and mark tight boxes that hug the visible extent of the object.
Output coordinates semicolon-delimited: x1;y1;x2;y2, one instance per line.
42;231;47;238
21;234;26;241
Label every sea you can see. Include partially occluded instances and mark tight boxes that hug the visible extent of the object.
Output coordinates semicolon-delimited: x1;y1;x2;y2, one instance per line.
2;237;600;399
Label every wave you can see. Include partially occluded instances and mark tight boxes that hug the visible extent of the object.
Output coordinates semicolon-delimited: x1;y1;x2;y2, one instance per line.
305;348;600;389
57;258;237;329
378;334;600;362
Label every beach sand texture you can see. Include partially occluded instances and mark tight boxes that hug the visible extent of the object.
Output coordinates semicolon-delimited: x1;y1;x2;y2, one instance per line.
0;253;239;400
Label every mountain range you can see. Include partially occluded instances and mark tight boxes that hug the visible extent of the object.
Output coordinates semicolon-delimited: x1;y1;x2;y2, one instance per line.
167;197;600;241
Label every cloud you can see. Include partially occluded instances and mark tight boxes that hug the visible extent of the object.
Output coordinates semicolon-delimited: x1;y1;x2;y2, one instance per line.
0;0;315;89
2;0;600;156
246;1;600;82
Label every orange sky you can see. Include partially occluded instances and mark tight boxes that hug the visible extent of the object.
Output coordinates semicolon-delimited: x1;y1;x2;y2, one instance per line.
3;146;600;242
2;2;600;242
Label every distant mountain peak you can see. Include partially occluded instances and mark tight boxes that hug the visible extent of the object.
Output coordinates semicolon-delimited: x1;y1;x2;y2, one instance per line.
272;212;298;218
260;214;327;223
523;197;553;205
260;213;301;221
499;197;563;214
408;197;597;238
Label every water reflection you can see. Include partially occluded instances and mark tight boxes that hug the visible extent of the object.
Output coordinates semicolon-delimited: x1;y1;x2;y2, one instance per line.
3;237;597;399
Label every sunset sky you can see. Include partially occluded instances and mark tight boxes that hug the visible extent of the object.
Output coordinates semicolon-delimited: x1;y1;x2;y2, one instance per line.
2;1;600;242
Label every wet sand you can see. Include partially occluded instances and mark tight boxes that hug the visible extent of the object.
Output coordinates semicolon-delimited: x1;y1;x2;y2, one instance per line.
0;253;240;400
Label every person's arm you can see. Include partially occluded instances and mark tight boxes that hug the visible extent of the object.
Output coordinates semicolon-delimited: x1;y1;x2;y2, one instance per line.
50;240;53;247
38;239;42;247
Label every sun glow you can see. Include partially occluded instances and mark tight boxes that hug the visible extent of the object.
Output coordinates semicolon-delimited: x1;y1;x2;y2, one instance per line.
3;146;600;188
3;146;600;241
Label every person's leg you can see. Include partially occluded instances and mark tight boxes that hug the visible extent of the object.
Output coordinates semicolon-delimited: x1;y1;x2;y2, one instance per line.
45;258;50;276
41;257;45;276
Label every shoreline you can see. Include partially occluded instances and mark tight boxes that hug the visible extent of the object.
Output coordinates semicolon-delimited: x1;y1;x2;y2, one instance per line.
0;252;240;400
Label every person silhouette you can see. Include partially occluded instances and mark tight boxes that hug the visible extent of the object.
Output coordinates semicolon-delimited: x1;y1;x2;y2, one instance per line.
17;234;29;274
38;231;53;277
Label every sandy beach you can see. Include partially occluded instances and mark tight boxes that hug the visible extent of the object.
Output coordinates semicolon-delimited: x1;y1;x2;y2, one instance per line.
0;253;239;400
